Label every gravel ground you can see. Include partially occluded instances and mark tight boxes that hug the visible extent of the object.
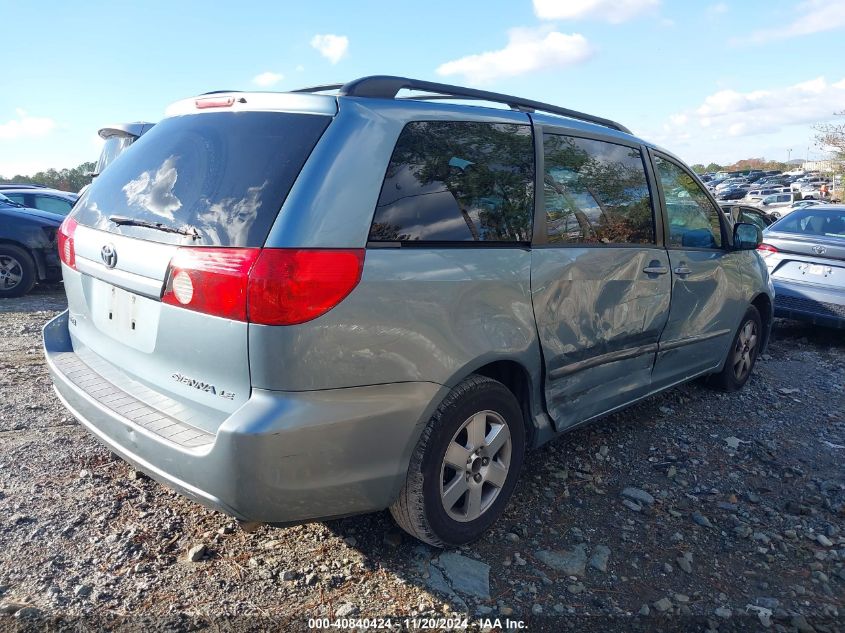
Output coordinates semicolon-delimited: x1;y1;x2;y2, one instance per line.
1;287;843;632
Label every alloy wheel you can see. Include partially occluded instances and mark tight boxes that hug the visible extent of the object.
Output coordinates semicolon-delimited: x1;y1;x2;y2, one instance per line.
439;410;512;522
732;319;758;381
0;255;23;291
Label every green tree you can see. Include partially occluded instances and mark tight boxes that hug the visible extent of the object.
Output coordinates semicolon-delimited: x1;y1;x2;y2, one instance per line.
0;161;95;193
814;111;845;160
705;162;723;172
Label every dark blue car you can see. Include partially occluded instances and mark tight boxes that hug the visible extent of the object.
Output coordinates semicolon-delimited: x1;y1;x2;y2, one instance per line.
0;193;62;297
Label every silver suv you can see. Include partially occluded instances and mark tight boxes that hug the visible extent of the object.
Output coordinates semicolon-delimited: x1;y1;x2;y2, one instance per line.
44;76;774;546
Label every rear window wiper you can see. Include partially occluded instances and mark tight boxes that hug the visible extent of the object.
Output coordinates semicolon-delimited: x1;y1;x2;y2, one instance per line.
108;215;201;239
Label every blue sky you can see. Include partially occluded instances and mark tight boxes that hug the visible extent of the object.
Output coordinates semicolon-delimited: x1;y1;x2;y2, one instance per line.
2;0;844;177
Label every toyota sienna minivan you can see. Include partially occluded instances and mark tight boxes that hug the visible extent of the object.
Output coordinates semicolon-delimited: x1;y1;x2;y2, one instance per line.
44;76;774;546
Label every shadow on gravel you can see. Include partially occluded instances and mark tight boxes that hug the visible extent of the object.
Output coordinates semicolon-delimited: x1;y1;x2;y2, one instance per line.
0;285;67;313
772;318;845;348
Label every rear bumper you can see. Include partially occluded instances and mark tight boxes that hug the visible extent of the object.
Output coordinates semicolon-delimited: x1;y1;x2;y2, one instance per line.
772;280;845;329
44;310;445;523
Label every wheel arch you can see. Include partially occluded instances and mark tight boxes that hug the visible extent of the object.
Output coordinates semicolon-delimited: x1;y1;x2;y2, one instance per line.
444;357;551;449
750;292;773;352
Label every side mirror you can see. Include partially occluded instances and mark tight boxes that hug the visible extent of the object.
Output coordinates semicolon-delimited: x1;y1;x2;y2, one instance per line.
761;201;769;206
734;222;762;250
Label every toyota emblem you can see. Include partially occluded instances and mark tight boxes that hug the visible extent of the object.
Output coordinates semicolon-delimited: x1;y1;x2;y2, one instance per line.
101;244;118;269
812;245;827;255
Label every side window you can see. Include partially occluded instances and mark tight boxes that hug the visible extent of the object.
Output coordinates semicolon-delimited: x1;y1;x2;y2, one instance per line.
739;210;767;232
35;195;73;215
543;134;655;245
4;193;25;205
654;156;723;249
369;121;534;242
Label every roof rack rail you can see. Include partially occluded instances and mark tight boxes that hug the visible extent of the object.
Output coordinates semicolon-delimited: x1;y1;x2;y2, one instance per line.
338;75;631;134
290;83;345;94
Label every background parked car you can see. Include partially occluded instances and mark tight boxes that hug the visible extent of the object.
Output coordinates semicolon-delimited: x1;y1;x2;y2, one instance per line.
753;192;795;211
716;185;751;200
0;193;62;297
77;122;156;198
770;199;830;219
0;184;77;216
759;206;845;329
94;122;155;176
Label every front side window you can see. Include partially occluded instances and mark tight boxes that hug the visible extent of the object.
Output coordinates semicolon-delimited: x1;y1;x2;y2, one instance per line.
34;195;73;215
369;121;534;242
4;193;25;206
543;134;655;245
738;210;768;232
655;156;723;249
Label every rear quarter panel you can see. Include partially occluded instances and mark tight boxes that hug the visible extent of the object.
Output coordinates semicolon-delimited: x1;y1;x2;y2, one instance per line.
248;249;541;391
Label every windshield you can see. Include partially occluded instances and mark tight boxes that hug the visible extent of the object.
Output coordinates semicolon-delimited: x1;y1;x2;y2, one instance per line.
770;209;845;238
73;111;331;246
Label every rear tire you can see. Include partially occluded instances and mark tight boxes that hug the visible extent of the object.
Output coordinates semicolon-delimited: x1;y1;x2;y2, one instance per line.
710;306;762;392
390;375;526;547
0;245;36;298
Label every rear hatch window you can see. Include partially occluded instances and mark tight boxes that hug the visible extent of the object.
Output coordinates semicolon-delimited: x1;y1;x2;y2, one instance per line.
73;111;332;246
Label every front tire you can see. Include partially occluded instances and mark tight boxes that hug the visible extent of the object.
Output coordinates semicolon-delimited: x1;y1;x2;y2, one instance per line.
390;375;526;547
710;306;762;392
0;245;36;298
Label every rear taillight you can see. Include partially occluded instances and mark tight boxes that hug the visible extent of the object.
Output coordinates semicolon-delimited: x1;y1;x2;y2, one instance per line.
57;216;78;270
162;248;259;321
161;248;365;325
248;249;365;325
756;243;778;258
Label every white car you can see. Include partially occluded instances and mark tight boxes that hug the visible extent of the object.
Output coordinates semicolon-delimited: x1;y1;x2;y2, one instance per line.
768;199;829;219
753;192;795;213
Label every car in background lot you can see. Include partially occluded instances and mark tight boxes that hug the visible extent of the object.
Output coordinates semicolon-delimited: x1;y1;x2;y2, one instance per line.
0;193;62;297
95;122;156;176
43;75;773;547
759;206;845;329
0;184;78;216
77;122;157;198
753;192;795;211
743;187;791;204
717;185;751;200
769;199;830;219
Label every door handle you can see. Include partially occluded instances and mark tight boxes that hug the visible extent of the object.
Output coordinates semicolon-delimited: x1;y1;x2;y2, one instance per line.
642;265;668;275
673;266;692;276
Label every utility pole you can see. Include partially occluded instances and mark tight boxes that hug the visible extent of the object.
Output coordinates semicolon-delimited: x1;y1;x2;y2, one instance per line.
787;148;792;163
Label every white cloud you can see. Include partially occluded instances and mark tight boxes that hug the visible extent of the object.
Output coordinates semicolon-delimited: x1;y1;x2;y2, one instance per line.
0;108;56;140
707;2;729;15
252;71;284;87
533;0;659;23
743;0;845;44
436;26;593;85
653;76;845;149
310;34;349;64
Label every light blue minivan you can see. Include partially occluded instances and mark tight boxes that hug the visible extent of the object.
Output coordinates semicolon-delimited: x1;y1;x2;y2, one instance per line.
44;76;774;546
